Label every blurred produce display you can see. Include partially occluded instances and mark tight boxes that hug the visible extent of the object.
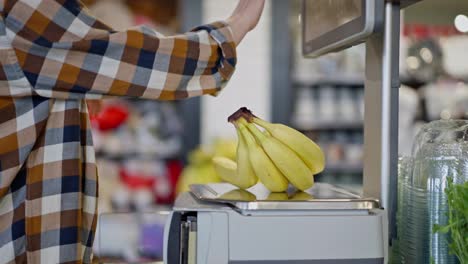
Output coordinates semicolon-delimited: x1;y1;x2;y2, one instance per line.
93;212;169;263
176;138;237;194
90;100;185;213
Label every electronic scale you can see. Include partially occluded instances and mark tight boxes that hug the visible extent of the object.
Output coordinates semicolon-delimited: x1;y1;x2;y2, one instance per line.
164;1;422;263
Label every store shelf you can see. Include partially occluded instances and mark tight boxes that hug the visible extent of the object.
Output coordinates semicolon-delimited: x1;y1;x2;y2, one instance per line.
96;151;180;161
323;164;363;174
398;0;423;9
293;75;364;87
295;122;363;132
92;257;162;263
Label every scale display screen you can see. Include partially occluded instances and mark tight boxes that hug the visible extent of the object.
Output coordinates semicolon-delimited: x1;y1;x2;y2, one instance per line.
302;0;383;57
305;0;362;41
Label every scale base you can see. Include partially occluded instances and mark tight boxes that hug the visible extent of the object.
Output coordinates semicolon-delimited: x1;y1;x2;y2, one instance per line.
165;191;388;263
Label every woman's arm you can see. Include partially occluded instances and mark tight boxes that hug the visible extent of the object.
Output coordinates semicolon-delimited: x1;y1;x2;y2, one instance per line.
3;0;264;100
228;0;266;45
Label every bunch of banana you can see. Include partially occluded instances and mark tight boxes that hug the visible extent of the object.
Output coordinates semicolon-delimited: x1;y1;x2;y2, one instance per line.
213;107;325;192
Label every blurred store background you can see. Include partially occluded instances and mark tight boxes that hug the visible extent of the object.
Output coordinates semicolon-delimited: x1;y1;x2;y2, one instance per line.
83;0;468;262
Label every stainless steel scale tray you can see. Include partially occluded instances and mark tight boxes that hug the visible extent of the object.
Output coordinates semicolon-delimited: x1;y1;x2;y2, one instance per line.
190;183;380;211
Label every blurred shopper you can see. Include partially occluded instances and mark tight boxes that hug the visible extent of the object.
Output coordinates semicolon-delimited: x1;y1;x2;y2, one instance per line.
0;0;265;263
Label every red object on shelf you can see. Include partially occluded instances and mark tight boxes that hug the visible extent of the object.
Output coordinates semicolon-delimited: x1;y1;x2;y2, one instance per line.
118;159;183;204
120;168;156;190
403;24;463;38
157;159;183;204
90;105;129;131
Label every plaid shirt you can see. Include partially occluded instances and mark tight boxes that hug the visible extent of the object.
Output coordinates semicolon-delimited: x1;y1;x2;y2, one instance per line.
0;0;236;263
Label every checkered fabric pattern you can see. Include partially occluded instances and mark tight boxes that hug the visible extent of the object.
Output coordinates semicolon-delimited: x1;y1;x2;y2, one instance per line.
0;0;237;263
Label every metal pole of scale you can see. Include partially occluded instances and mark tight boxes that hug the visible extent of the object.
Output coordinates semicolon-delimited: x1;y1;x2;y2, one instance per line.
363;0;400;242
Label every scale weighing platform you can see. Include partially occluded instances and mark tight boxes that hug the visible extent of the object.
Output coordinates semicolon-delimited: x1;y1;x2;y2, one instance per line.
164;183;387;263
163;0;422;263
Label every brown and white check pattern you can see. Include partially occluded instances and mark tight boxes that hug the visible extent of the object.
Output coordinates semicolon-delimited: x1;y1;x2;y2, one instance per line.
0;0;237;263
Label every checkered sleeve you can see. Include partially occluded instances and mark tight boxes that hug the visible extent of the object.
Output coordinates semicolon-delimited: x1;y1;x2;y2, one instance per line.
4;0;237;100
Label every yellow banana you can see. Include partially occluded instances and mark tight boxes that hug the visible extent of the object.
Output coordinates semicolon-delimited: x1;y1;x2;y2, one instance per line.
177;163;220;194
188;147;213;165
265;192;289;201
212;156;238;185
213;138;237;160
289;191;314;201
242;119;314;191
235;126;258;188
220;189;256;201
211;129;257;189
252;117;325;175
236;121;289;192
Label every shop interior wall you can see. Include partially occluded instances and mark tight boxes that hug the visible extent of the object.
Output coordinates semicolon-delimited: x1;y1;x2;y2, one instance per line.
200;0;273;144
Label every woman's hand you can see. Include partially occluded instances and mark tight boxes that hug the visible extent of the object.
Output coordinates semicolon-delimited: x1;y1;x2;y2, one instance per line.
227;0;265;46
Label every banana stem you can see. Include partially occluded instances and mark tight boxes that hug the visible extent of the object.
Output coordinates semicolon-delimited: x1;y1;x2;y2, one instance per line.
252;117;271;129
237;122;257;146
235;127;243;140
228;107;254;123
234;121;248;144
237;117;249;126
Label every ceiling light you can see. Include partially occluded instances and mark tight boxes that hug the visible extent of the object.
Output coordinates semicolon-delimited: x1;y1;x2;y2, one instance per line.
454;14;468;33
